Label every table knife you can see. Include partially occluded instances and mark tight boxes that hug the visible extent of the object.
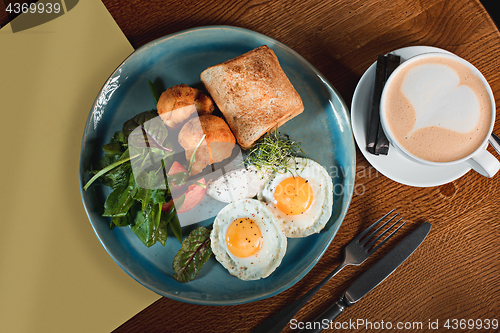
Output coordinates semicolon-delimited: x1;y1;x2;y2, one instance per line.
300;222;431;333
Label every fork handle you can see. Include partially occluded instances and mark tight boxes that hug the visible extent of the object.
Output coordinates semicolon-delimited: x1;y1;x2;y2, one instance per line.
489;133;500;155
251;262;347;333
300;297;349;333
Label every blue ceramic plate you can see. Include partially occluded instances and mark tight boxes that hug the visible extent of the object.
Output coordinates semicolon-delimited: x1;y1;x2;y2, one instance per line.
79;26;355;305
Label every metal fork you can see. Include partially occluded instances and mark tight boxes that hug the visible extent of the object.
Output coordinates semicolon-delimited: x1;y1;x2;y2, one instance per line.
489;133;500;156
252;210;405;333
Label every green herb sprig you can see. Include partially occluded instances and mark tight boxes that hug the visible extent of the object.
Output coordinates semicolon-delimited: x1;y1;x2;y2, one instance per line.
245;130;305;174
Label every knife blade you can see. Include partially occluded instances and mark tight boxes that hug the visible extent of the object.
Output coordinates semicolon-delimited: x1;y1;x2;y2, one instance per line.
300;222;431;333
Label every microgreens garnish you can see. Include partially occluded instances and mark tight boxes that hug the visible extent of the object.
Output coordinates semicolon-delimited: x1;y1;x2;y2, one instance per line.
245;129;305;174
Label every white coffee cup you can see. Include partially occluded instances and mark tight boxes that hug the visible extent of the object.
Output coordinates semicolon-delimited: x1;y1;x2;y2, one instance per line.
379;52;499;178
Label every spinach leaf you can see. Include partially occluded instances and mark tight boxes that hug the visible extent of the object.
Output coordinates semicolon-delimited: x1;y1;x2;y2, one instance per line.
95;153;120;171
158;204;177;246
169;216;183;243
111;201;140;227
86;132;130;190
109;130;127;145
122;110;157;138
85;93;187;251
134;170;166;207
96;133;125;171
102;131;127;157
168;194;185;243
84;148;139;191
131;146;173;173
101;161;132;190
159;201;182;244
111;215;131;227
148;80;161;105
131;202;162;247
128;115;172;152
173;226;212;283
102;142;124;157
157;214;169;246
103;173;138;217
98;148;132;190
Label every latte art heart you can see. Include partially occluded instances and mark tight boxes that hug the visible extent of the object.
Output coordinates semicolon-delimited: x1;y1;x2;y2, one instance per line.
383;54;492;163
402;63;480;134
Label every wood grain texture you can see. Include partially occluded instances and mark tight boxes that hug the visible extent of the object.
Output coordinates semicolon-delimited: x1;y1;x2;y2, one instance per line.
105;0;500;332
1;0;493;332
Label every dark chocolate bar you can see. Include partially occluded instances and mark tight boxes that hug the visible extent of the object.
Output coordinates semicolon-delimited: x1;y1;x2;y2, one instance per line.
366;55;386;155
374;54;400;155
366;54;401;155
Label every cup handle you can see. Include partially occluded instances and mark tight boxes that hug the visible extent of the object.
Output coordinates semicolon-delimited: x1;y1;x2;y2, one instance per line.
466;149;500;178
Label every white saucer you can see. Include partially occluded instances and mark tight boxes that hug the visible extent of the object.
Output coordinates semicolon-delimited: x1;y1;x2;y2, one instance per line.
351;46;470;187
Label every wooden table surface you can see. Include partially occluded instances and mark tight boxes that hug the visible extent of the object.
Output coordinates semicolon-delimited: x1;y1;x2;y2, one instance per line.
101;0;500;332
5;1;498;332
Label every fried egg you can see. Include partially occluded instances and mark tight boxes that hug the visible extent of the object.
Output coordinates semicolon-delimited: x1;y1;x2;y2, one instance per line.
211;198;287;280
257;158;333;238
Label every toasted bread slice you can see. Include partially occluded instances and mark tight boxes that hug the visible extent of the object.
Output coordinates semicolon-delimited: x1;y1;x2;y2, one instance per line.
200;45;304;150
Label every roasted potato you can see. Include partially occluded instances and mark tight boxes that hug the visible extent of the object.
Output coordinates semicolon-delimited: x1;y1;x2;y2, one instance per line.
178;114;236;175
157;84;214;129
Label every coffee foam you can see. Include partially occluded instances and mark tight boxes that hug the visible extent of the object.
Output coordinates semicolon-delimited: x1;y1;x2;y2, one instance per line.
384;55;492;162
402;63;480;133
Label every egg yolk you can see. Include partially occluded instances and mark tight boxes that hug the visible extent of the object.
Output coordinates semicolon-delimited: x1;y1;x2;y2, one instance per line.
274;177;313;215
226;218;263;257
